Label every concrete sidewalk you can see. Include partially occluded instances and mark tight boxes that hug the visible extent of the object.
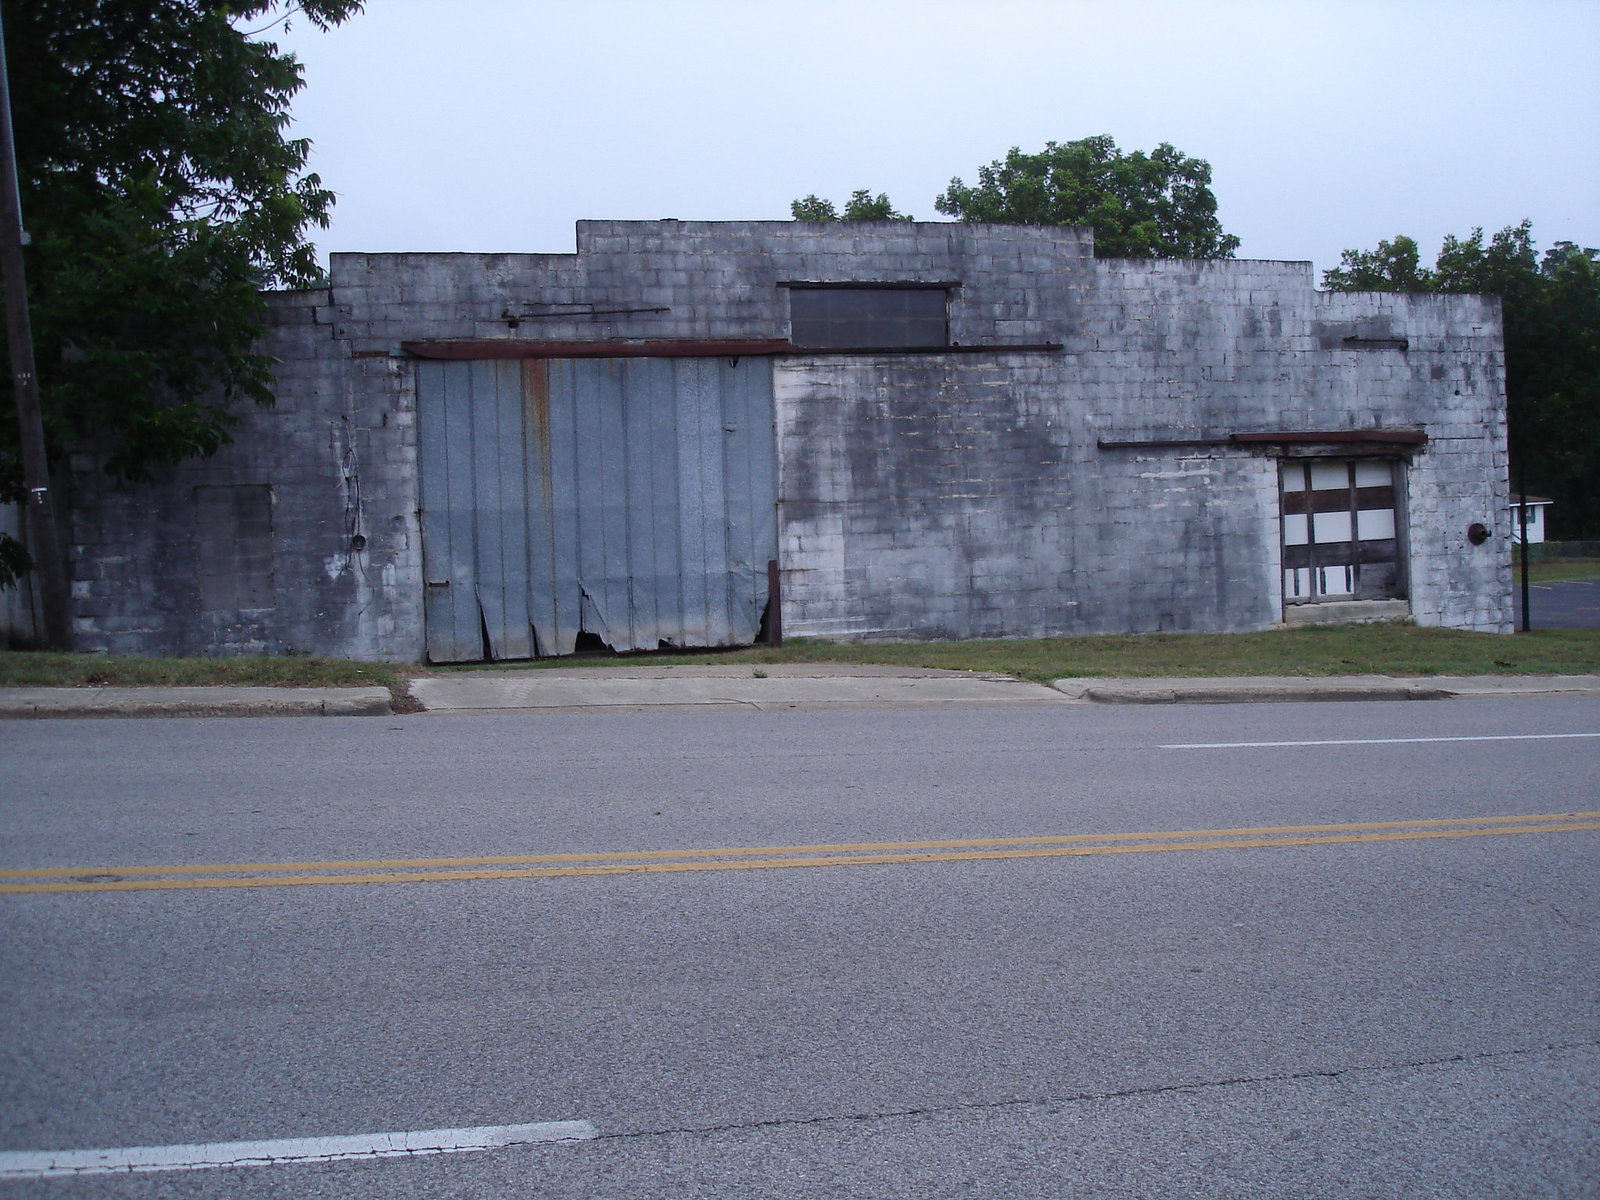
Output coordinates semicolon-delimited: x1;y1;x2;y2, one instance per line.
3;665;1598;719
406;663;1072;714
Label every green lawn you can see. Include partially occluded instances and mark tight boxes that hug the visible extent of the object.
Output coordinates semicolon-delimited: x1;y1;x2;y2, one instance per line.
1518;557;1600;584
5;624;1597;691
0;652;412;692
440;622;1600;683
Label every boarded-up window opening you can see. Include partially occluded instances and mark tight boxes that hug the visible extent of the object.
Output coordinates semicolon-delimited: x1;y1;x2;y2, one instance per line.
195;484;275;611
788;287;948;349
1281;460;1404;604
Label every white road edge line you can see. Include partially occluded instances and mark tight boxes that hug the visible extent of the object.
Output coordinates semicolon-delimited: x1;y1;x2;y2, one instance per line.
0;1120;598;1179
1162;732;1600;750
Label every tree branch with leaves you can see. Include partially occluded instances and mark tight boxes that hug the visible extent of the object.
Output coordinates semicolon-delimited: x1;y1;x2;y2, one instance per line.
934;136;1239;259
790;190;911;222
1325;222;1600;538
1;0;363;588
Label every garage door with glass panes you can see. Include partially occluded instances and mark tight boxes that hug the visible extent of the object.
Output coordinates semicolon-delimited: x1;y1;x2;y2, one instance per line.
1280;460;1406;606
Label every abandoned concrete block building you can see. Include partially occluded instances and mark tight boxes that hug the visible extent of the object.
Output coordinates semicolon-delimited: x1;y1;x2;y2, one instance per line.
59;220;1513;661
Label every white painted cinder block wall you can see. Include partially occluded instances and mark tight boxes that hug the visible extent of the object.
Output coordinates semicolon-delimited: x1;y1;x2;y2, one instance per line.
63;221;1511;659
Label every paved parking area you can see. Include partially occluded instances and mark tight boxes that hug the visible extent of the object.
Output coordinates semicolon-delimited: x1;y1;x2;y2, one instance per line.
1514;576;1600;629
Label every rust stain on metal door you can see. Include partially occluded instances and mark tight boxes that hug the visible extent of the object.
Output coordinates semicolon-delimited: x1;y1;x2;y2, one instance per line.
522;358;553;510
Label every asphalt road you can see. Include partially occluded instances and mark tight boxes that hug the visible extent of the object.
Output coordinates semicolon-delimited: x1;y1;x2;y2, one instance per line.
2;700;1598;1198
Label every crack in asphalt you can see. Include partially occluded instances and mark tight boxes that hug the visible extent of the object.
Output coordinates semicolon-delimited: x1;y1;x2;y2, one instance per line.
589;1039;1600;1145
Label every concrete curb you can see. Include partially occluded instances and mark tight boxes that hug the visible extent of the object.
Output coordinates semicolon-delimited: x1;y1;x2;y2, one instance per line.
1069;684;1449;704
3;673;1597;718
1050;675;1600;705
0;686;393;719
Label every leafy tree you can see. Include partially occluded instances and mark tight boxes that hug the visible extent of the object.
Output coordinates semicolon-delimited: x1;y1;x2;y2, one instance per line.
1319;234;1434;292
934;135;1240;258
1;0;362;583
1325;222;1600;538
790;189;911;222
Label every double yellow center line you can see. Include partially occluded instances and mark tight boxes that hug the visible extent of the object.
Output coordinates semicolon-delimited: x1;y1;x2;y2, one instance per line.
3;811;1597;896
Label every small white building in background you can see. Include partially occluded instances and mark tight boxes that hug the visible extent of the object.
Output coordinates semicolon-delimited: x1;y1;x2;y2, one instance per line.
1509;495;1552;543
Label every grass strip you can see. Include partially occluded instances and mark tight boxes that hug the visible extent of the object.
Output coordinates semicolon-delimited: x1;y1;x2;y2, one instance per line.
1518;558;1600;584
442;624;1600;684
4;625;1598;691
0;653;413;694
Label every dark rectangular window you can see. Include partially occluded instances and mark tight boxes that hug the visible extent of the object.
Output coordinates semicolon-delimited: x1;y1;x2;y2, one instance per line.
195;484;275;610
788;287;948;349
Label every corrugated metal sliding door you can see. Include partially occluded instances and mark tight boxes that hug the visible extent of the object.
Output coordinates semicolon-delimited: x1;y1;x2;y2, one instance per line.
417;356;776;662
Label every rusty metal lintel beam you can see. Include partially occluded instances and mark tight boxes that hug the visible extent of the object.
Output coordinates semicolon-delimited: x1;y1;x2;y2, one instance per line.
1097;437;1230;450
403;340;1064;360
794;343;1063;356
1230;430;1428;446
776;280;963;290
402;339;793;360
1099;429;1429;452
501;305;671;321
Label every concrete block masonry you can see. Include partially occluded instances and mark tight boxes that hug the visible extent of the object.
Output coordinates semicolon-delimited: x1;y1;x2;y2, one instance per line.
61;220;1511;661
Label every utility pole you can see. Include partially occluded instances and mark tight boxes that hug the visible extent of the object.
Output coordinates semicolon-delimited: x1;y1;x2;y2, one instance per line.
0;8;72;649
1518;458;1531;632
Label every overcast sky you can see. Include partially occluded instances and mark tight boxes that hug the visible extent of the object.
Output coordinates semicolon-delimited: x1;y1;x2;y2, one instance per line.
276;0;1599;281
